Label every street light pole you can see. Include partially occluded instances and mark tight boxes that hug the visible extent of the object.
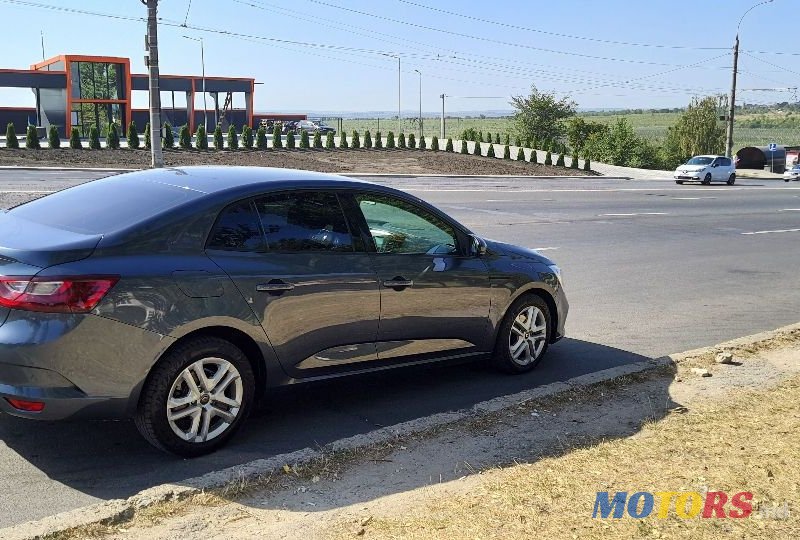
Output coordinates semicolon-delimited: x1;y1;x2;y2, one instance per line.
183;35;207;133
726;0;773;158
141;0;163;168
397;56;401;135
414;69;422;140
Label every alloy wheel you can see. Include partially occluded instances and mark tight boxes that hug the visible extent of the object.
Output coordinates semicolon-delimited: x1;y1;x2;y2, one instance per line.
166;357;243;443
508;305;548;366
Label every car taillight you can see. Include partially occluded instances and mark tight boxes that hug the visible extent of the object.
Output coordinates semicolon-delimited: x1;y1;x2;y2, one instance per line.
0;276;119;313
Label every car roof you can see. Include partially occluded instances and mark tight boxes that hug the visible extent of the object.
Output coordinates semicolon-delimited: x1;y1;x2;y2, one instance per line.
111;166;374;195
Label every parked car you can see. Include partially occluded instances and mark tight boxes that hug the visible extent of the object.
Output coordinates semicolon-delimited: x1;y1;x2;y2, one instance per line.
280;121;299;134
294;120;336;135
674;155;736;185
0;167;567;456
784;164;800;182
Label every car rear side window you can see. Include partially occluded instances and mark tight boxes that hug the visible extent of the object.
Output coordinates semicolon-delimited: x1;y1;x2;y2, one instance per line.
207;201;264;251
254;192;354;252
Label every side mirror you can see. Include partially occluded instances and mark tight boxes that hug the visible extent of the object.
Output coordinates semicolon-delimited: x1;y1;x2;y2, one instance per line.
470;235;488;257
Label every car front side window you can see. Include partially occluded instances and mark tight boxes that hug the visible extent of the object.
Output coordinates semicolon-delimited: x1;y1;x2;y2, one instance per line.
207;201;264;252
354;193;457;255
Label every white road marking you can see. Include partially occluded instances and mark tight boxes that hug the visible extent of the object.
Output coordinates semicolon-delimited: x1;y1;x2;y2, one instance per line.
533;247;560;251
741;228;800;235
0;190;55;193
406;187;800;193
780;208;800;211
599;212;669;217
672;197;717;200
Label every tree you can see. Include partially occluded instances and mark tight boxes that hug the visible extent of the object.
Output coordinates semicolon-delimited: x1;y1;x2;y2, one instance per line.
163;122;174;149
106;123;119;149
516;147;525;161
214;125;224;150
460;139;468;154
446;137;454;152
494;133;501;144
179;125;191;149
273;125;283;149
339;130;348;149
511;84;576;144
398;132;406;148
375;131;383;149
386;131;395;149
144;122;151;149
431;135;439;151
514;136;521;147
556;153;565;166
69;127;82;149
325;131;334;148
478;130;484;143
195;125;208;150
256;126;268;149
5;123;18;148
47;125;60;149
583;153;592;172
504;133;510;146
473;140;482;156
486;132;493;144
570;154;579;168
351;130;360;149
313;131;322;148
227;125;239;150
89;126;101;149
300;129;310;149
419;135;427;150
126;121;140;149
529;149;538;164
503;144;510;159
364;130;372;149
662;96;725;168
486;143;495;158
566;117;606;157
544;150;553;166
407;133;415;149
242;125;254;149
286;131;295;149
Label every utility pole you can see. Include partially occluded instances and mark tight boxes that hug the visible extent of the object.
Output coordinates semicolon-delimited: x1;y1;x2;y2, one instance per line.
143;0;164;168
414;69;422;140
725;35;739;158
440;94;446;139
183;35;207;133
397;56;401;135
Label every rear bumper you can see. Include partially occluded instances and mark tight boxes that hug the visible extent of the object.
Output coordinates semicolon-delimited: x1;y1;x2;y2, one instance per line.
0;312;172;421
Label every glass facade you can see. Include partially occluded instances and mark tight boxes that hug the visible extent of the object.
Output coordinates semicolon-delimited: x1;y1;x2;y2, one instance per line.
70;62;124;99
71;102;124;137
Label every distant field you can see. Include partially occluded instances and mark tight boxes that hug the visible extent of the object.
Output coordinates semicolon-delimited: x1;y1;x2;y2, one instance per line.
341;111;799;149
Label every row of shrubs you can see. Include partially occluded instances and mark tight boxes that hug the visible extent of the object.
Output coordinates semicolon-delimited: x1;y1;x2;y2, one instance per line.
4;121;591;170
459;128;569;155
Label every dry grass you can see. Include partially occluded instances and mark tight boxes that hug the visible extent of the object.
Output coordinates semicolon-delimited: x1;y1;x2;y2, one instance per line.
332;376;800;539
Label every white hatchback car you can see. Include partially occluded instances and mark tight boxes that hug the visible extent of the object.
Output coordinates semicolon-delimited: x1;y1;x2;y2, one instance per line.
674;155;736;185
784;164;800;182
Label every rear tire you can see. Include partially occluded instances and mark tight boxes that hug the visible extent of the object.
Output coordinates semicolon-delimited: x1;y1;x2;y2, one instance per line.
727;174;736;185
675;180;684;185
493;294;551;374
135;337;255;457
702;173;712;185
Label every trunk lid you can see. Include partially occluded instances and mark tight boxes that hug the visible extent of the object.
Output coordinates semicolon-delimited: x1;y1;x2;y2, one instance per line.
0;213;102;268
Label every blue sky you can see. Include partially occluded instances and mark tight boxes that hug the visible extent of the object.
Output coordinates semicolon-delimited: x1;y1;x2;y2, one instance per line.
0;0;795;114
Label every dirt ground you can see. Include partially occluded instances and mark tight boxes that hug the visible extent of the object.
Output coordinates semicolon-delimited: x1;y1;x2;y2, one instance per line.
65;339;800;540
0;148;592;176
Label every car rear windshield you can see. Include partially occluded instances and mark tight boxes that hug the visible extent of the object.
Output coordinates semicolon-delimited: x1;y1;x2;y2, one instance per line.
7;176;203;234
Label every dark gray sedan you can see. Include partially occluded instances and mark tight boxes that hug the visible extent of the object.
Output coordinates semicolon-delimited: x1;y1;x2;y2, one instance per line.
0;167;567;456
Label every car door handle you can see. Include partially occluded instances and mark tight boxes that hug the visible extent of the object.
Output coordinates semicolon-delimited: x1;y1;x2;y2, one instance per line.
382;278;414;289
256;281;295;293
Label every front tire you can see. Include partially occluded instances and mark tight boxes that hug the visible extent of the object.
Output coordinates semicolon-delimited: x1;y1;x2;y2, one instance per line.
493;294;551;374
727;173;736;185
135;337;255;457
675;180;684;185
702;173;712;185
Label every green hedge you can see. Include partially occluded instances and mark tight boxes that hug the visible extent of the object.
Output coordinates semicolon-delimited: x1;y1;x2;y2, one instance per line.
242;125;254;149
364;130;372;149
89;126;101;149
213;126;224;150
375;131;383;149
351;130;360;149
486;143;495;158
339;130;348;149
179;125;191;149
69;127;82;149
163;122;174;148
144;122;151;149
313;131;322;148
106;123;119;149
325;131;334;149
431;135;439;151
127;121;139;149
286;131;295;149
47;125;60;149
5;123;18;148
300;129;310;149
386;131;395;149
195;125;208;150
445;137;453;152
256;126;268;149
273;125;283;149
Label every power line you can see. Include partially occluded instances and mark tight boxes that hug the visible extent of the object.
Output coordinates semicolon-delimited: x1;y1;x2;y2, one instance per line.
742;52;800;78
301;0;698;66
182;0;193;27
396;0;728;51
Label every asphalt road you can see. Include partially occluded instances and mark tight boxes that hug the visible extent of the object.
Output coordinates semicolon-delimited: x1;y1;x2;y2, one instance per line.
1;170;799;527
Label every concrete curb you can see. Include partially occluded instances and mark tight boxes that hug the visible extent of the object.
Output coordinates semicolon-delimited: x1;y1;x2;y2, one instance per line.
0;166;135;173
3;322;799;540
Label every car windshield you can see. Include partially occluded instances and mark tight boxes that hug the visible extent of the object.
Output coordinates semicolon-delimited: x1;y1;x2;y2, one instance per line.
686;157;714;166
792;164;800;170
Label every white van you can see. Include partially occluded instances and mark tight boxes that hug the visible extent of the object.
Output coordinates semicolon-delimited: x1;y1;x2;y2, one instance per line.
674;155;736;185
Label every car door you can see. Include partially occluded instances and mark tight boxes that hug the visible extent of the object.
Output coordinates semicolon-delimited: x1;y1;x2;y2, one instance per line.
711;158;724;181
205;191;380;378
343;190;492;362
